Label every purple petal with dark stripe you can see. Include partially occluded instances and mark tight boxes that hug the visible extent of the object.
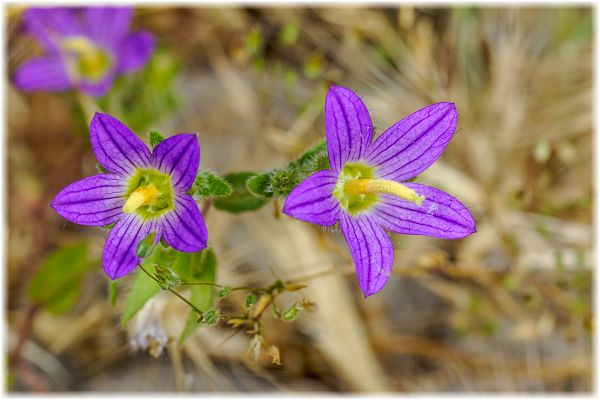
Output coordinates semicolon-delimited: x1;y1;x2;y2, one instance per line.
373;182;476;239
152;134;200;191
282;169;340;226
366;103;457;182
325;86;373;172
50;174;125;226
13;56;72;92
90;113;151;176
160;194;207;252
339;212;394;297
103;213;154;279
83;6;132;48
117;31;155;73
24;8;81;52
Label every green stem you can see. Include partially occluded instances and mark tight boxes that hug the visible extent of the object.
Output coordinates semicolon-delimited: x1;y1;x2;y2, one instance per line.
137;264;205;316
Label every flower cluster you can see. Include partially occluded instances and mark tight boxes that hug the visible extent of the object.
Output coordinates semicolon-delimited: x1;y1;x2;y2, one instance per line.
13;7;154;97
51;113;207;279
283;86;476;297
36;10;476;300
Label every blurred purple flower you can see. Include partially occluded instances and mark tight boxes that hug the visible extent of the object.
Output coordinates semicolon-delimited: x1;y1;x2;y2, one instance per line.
13;7;154;97
283;86;476;297
51;113;207;279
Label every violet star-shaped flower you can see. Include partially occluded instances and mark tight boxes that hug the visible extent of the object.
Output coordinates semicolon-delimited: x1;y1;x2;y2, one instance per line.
13;6;154;97
283;86;476;297
51;113;208;279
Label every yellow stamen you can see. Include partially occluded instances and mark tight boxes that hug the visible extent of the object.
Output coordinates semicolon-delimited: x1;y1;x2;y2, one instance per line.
344;179;425;206
123;185;160;214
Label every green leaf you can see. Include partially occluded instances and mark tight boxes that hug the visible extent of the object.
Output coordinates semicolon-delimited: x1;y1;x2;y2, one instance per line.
178;247;217;344
119;245;176;325
120;263;160;326
213;172;269;213
149;131;165;149
190;170;233;199
27;242;89;314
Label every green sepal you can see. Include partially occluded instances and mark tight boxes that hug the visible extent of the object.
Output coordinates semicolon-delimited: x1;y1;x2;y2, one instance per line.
136;232;157;258
190;170;233;199
27;242;90;314
96;163;108;174
213;172;269;213
149;131;165;149
246;173;273;198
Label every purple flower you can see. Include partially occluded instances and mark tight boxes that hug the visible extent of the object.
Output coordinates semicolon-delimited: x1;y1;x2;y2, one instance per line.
283;86;476;297
51;113;207;279
13;7;154;97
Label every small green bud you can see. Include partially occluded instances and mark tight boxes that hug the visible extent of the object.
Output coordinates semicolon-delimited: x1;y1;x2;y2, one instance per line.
154;264;182;290
217;287;231;298
149;131;165;149
273;279;285;293
281;302;303;322
201;309;220;325
136;232;157;258
246;293;257;307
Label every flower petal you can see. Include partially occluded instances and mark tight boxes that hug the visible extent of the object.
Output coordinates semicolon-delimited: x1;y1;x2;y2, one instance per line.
23;8;81;51
340;212;394;297
79;70;117;97
90;113;151;176
103;213;154;279
373;182;476;239
117;31;155;73
282;170;341;226
152;134;200;191
83;6;132;47
12;56;72;92
366;103;457;181
325;86;374;172
160;195;208;253
50;174;125;226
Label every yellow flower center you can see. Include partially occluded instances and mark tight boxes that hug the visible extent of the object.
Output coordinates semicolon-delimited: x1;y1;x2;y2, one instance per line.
123;185;160;214
333;162;425;214
61;36;113;83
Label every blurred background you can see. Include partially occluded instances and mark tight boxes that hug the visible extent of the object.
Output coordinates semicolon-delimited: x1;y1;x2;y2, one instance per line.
6;6;592;392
